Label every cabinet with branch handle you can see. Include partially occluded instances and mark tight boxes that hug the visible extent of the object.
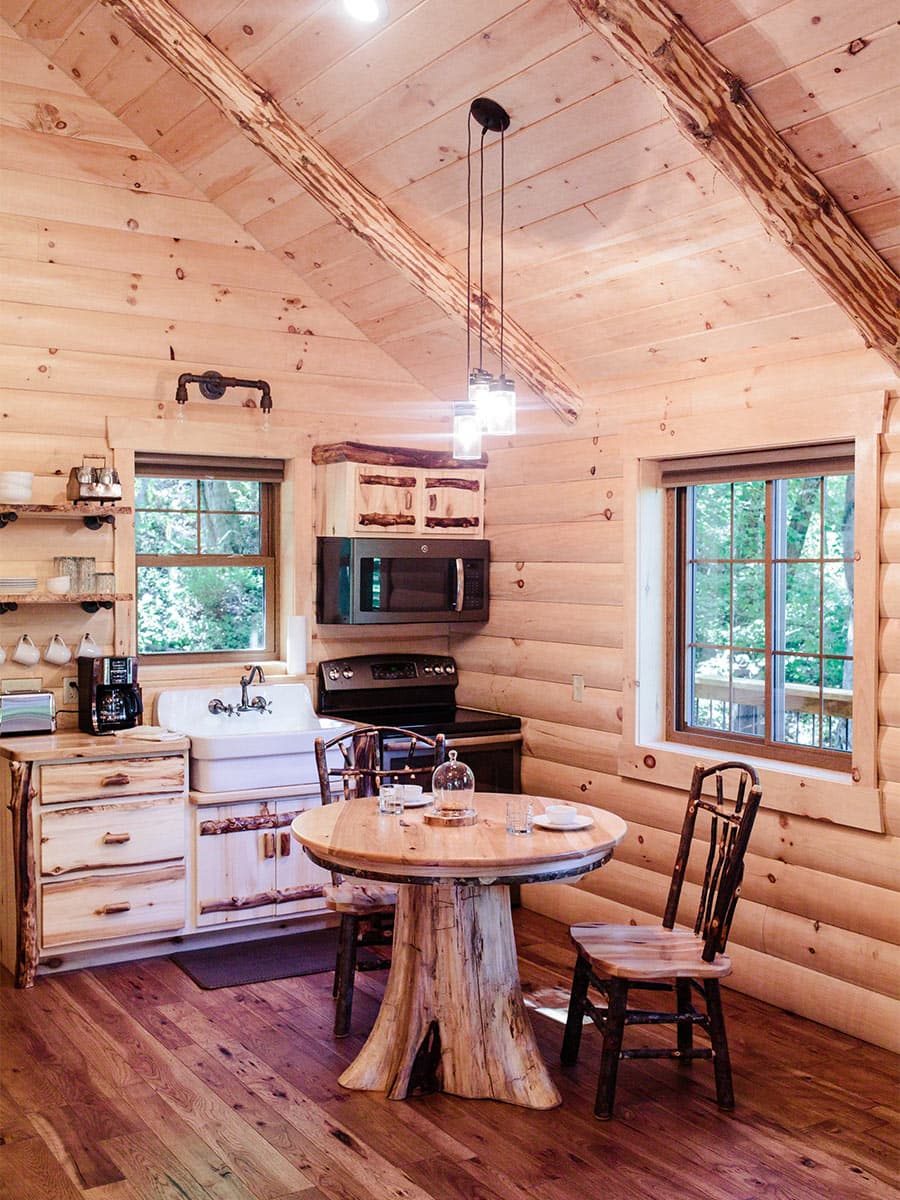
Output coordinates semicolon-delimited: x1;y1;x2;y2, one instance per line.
313;443;486;537
0;735;190;986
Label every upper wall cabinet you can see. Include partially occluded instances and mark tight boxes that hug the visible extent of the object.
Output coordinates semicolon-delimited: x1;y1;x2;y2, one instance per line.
313;443;486;538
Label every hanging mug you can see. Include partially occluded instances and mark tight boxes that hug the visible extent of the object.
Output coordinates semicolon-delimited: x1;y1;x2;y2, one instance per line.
44;634;72;666
76;632;101;658
0;645;5;665
12;634;40;666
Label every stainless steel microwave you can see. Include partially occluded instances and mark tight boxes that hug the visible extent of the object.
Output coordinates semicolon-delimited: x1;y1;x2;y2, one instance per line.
316;537;489;625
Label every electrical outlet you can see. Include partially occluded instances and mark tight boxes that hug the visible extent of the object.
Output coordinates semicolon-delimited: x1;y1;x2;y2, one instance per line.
63;676;79;705
572;673;584;703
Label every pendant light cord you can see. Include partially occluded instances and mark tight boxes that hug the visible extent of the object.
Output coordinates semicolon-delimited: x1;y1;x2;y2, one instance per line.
478;124;487;371
465;114;472;385
499;125;505;377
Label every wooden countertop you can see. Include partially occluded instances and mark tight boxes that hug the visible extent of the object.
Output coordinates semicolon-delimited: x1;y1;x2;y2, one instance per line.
0;731;190;763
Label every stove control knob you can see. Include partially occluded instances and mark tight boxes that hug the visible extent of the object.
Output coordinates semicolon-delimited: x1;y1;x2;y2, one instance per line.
342;668;354;679
423;665;433;673
328;668;340;680
445;662;455;673
433;664;444;674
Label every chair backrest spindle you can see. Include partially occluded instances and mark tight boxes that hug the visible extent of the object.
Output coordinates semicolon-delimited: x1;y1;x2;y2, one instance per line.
662;761;762;961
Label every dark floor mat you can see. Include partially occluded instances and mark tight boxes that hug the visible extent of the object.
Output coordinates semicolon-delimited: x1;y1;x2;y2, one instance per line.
170;927;384;989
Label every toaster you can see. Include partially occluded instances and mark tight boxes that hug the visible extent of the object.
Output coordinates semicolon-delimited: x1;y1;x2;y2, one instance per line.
0;691;56;736
66;455;122;503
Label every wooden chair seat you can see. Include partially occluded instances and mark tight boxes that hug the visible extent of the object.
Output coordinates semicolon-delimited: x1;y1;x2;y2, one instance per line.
570;922;732;981
323;880;397;914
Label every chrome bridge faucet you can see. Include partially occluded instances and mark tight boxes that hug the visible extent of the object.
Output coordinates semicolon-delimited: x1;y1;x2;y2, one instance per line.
207;665;271;717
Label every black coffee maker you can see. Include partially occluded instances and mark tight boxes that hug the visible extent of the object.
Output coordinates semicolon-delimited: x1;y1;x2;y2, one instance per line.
78;655;143;734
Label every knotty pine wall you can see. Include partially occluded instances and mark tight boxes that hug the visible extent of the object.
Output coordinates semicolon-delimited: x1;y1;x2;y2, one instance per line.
453;353;900;1052
0;26;450;718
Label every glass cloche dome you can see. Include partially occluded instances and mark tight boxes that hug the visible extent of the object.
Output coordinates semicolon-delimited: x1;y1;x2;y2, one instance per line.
431;750;476;818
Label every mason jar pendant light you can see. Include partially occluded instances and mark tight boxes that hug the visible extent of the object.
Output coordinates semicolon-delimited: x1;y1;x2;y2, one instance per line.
454;96;516;459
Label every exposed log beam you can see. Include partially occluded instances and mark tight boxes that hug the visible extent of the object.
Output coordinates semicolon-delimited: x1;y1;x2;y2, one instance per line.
101;0;582;424
567;0;900;375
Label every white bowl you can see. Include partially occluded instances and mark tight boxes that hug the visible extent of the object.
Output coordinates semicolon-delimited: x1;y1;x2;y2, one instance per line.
45;576;72;595
544;804;580;825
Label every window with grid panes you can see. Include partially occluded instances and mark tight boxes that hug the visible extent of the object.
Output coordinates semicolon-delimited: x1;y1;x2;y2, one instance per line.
668;449;854;770
134;454;281;660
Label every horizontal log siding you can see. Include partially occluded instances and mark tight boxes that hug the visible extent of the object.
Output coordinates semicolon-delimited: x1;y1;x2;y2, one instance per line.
453;357;900;1051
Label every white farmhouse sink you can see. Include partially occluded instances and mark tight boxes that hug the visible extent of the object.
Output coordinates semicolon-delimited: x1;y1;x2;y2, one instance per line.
156;682;352;792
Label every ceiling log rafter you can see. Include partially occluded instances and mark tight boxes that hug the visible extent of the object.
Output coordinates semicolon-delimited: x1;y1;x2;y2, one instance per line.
100;0;583;424
567;0;900;374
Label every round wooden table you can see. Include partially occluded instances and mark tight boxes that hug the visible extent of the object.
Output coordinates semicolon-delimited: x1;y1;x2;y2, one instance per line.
292;793;627;1109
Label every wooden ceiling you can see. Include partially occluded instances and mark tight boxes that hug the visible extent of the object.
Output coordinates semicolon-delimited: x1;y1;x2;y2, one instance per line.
5;0;899;424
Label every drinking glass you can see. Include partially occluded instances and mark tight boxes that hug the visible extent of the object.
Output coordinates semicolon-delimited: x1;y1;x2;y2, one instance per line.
378;783;402;815
506;795;533;835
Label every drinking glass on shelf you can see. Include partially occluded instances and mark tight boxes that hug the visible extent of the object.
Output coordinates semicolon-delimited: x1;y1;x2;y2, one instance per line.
506;795;533;835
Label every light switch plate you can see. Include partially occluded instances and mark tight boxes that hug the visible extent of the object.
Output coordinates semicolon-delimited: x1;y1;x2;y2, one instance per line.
572;673;585;703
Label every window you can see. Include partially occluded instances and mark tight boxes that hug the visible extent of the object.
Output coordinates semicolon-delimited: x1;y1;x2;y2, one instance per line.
135;454;281;659
669;454;854;770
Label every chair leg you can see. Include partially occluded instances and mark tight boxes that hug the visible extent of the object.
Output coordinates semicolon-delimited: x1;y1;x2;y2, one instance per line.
704;979;734;1110
675;978;694;1058
561;953;591;1066
594;978;628;1120
333;914;359;1039
332;916;346;997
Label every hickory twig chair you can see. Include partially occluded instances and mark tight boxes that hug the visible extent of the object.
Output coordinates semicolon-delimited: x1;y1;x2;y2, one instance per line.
561;760;762;1119
313;725;446;1037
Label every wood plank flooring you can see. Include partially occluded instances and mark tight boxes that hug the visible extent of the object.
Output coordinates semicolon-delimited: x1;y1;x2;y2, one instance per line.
1;910;897;1200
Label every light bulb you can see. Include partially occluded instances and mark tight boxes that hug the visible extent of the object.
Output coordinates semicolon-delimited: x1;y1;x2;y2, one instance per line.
343;0;384;22
468;367;492;411
452;403;482;460
481;374;516;435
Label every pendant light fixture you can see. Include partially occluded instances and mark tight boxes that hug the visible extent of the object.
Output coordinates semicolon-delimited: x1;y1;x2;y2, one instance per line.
454;96;516;460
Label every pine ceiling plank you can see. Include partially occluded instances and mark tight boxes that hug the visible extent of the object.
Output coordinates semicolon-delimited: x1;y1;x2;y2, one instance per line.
1;79;147;149
246;191;332;251
669;1;788;44
53;5;136;90
151;98;234;167
117;68;204;144
0;27;85;93
100;0;582;421
782;86;900;173
706;0;895;86
749;22;900;133
821;146;900;214
12;0;95;51
567;0;900;372
0;126;208;200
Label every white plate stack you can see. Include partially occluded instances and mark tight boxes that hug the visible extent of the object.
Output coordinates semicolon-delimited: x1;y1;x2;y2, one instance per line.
0;576;37;594
0;471;34;503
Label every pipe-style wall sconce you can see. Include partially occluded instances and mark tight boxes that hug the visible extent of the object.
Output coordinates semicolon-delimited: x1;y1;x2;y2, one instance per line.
175;371;273;430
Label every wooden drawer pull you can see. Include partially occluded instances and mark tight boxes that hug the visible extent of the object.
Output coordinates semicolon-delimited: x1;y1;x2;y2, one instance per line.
99;902;131;916
263;832;276;859
102;831;132;845
101;772;131;788
279;831;292;858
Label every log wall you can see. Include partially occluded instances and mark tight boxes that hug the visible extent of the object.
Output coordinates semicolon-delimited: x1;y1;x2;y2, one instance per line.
0;27;449;719
453;356;900;1052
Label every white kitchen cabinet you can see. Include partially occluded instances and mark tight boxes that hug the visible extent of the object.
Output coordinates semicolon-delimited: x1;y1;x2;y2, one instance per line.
194;795;328;926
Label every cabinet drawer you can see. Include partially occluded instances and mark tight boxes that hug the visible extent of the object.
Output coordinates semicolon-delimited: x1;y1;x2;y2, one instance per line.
40;797;185;876
40;755;186;805
41;865;186;948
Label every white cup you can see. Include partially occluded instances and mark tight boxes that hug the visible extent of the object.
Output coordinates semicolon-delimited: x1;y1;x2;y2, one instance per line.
45;576;71;595
12;634;40;666
44;633;72;666
545;803;580;825
396;784;423;804
76;632;101;658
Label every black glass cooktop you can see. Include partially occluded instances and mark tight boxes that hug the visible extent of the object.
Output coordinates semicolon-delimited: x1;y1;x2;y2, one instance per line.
337;705;520;738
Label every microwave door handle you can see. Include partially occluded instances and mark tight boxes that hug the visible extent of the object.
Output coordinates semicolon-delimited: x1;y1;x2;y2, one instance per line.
454;558;465;612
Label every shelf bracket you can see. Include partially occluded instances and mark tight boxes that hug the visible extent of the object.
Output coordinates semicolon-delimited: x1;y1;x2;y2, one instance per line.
0;602;19;614
80;600;114;613
83;514;116;530
0;512;19;529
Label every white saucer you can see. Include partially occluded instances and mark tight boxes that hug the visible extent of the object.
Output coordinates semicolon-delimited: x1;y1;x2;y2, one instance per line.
533;814;593;831
402;792;433;808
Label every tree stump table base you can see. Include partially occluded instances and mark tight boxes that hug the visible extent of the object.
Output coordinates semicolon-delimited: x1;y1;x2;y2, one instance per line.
339;882;562;1109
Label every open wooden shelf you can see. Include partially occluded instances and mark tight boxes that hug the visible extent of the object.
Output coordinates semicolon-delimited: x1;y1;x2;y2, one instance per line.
0;503;132;516
0;593;132;614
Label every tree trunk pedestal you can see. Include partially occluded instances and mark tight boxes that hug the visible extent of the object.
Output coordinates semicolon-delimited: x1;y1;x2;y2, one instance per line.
339;881;562;1109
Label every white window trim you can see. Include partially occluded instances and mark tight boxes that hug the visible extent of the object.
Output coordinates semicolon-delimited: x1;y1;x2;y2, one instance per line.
619;392;887;834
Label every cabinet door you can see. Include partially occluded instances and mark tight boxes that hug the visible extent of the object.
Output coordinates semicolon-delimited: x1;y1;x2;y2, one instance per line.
195;802;277;926
354;467;419;532
422;471;483;533
274;799;330;916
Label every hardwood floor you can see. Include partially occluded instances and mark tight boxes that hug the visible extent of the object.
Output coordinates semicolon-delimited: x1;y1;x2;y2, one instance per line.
1;910;896;1200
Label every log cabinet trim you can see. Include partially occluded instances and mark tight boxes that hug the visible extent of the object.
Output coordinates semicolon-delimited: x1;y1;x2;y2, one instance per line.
618;390;886;833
